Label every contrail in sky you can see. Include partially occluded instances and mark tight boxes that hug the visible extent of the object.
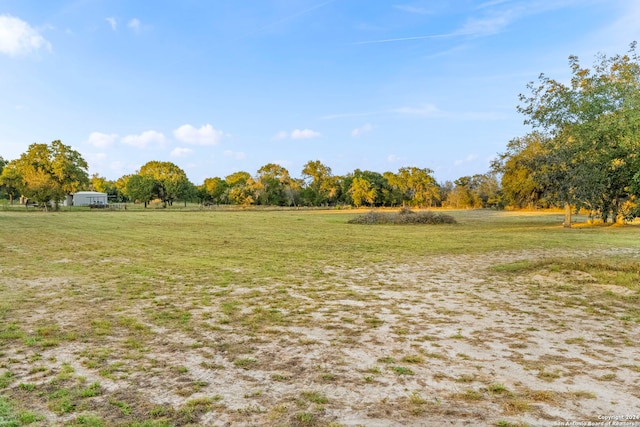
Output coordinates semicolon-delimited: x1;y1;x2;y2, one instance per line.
243;0;338;38
352;33;456;45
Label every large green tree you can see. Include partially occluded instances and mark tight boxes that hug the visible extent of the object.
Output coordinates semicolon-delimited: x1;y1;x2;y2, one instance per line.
225;171;255;205
517;42;640;224
446;177;476;209
255;163;295;206
341;170;390;206
6;141;89;210
124;174;155;207
348;177;376;207
91;174;123;202
202;177;228;205
115;174;131;202
90;173;109;193
386;167;440;208
0;159;22;204
301;160;339;206
493;133;549;208
0;155;5;200
382;171;405;206
445;174;501;209
139;161;192;207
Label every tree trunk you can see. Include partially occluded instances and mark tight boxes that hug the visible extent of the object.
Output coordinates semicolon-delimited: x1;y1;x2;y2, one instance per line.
563;203;572;228
612;202;621;224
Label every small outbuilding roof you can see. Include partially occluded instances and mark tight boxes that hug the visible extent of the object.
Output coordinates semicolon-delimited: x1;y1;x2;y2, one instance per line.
74;191;107;195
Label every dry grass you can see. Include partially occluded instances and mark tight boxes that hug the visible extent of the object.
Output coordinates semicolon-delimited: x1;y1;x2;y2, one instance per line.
0;208;639;426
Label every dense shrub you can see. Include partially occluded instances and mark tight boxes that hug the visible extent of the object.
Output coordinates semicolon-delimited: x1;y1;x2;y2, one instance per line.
348;209;456;225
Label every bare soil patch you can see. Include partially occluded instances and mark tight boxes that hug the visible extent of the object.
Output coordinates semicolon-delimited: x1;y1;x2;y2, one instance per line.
2;249;640;426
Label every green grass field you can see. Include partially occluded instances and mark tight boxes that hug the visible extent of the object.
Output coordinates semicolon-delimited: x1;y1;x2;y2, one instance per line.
1;209;639;426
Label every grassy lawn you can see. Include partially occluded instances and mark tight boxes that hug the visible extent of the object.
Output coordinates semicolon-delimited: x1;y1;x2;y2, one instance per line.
1;208;639;426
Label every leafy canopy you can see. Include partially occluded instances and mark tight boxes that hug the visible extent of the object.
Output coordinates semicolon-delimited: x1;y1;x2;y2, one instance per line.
138;161;192;205
503;42;640;222
5;140;89;208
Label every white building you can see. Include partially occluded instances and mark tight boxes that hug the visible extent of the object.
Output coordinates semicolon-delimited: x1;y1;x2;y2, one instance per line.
72;191;108;206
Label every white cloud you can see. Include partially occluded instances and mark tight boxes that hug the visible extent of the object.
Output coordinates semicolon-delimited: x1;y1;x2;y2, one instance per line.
0;15;51;56
128;18;141;32
106;17;117;31
387;154;406;163
85;152;109;177
351;123;375;137
170;147;193;158
86;132;118;148
121;130;166;148
454;154;478;166
356;1;577;45
272;130;289;141
173;124;224;145
85;152;108;164
224;150;246;160
291;129;321;139
108;160;139;177
457;13;513;37
459;1;585;38
273;129;322;140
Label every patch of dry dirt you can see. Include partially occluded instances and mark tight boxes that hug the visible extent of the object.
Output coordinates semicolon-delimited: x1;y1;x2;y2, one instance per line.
2;249;640;426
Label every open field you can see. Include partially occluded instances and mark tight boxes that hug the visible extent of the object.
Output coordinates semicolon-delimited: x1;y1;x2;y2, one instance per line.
1;209;640;426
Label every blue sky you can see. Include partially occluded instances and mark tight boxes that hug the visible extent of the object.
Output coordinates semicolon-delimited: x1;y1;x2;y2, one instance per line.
1;0;639;185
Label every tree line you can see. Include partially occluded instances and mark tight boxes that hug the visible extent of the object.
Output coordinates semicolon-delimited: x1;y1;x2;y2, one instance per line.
2;43;640;222
0;148;501;210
